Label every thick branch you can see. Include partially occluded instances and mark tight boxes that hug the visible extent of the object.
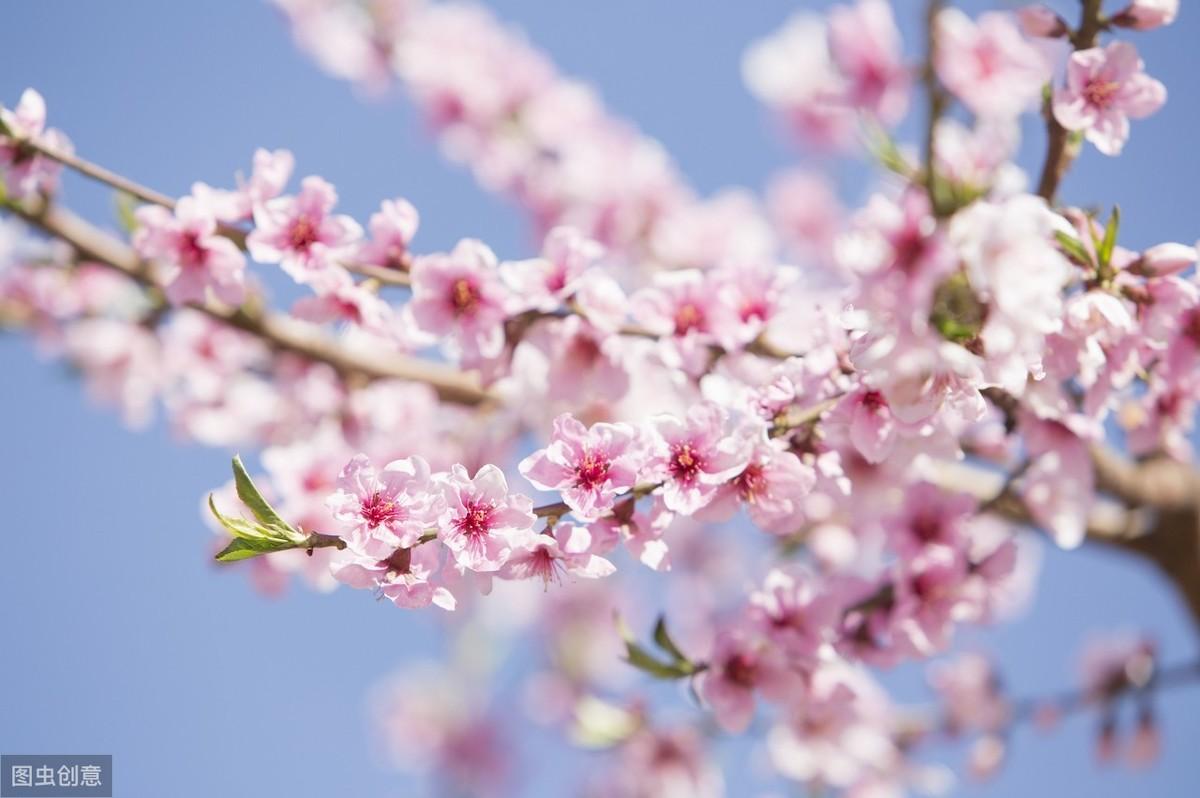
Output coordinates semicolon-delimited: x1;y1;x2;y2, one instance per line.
7;200;491;406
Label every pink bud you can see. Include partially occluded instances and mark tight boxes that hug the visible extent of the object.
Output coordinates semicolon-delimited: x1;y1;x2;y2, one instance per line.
1112;0;1179;30
968;735;1007;780
1018;5;1069;38
1095;717;1120;764
1132;242;1197;277
1126;709;1161;769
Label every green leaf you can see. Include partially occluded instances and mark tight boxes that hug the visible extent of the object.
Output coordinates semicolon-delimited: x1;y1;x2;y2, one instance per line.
615;614;696;680
1098;205;1121;271
207;494;276;542
652;615;689;665
114;191;139;235
929;271;987;346
1055;231;1092;267
230;455;298;540
215;536;297;563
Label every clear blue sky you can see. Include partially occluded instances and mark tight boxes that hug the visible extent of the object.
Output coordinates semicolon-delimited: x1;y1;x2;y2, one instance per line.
2;1;1198;796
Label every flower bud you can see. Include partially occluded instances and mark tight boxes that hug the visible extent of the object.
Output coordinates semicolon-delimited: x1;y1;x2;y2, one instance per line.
968;735;1007;780
1018;5;1069;38
1095;715;1120;764
1131;242;1196;277
1126;707;1161;769
1112;0;1179;31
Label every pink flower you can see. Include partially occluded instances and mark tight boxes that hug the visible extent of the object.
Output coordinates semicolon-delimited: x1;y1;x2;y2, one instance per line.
591;495;675;571
1017;5;1068;38
518;413;640;520
133;195;247;306
632;270;735;373
498;523;615;584
749;568;838;663
408;238;512;367
767;169;843;261
326;454;438;557
699;440;815;534
63;318;161;428
501;226;603;313
1078;632;1156;701
291;267;397;339
611;726;724;798
884;482;976;558
647;402;753;515
935;9;1050;119
928;653;1010;734
1019;413;1094;549
829;389;898;465
711;262;800;351
1053;42;1166;156
826;0;910;124
890;546;972;657
742;14;858;150
768;663;897;788
437;463;536;572
357;198;419;270
1113;0;1179;31
695;626;800;733
331;541;457;611
247;175;363;283
194;148;295;223
0;88;73;200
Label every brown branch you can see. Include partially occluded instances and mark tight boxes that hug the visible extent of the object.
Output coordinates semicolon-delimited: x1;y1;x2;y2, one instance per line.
1035;0;1106;203
6;199;492;406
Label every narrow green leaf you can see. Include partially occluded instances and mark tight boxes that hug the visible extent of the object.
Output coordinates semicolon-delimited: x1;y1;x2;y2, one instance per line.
208;494;273;541
652;615;689;665
1054;231;1092;267
230;455;297;539
1098;205;1121;270
215;536;297;562
114;191;139;235
615;613;695;680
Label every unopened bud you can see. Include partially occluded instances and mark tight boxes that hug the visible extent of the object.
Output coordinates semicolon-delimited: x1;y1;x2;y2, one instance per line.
1018;5;1069;38
1131;242;1196;277
1126;707;1162;769
1111;0;1179;31
968;735;1007;780
1095;715;1120;764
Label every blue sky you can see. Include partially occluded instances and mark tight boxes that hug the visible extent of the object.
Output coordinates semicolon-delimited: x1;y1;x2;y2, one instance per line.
2;1;1199;796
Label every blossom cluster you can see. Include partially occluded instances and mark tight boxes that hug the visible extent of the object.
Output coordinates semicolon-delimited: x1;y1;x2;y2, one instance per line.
0;0;1194;795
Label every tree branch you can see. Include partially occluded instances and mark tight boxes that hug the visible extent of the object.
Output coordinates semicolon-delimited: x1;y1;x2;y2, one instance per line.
5;198;492;406
1035;0;1106;203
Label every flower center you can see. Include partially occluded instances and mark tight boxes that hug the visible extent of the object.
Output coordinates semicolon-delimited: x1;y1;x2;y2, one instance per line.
178;231;207;268
289;216;319;252
909;511;946;544
861;390;886;412
724;651;759;687
454;500;495;551
673;302;705;335
575;451;611;490
451;278;480;316
1084;79;1121;109
670;443;703;483
740;299;770;323
1183;308;1200;346
735;463;767;503
360;491;403;528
